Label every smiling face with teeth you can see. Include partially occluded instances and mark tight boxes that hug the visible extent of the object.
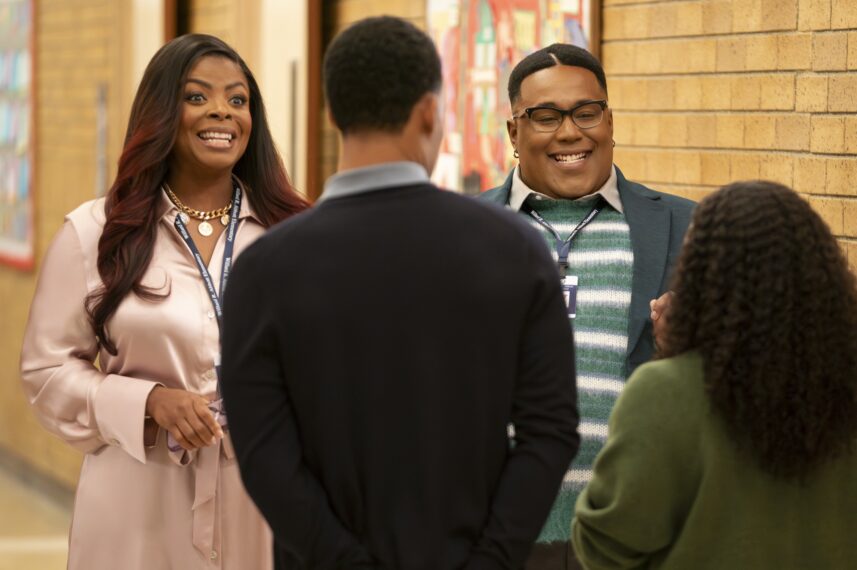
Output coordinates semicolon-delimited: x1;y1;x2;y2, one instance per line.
170;55;252;177
508;64;613;200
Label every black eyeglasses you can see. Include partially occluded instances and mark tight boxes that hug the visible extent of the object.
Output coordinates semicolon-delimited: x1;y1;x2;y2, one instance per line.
513;100;608;132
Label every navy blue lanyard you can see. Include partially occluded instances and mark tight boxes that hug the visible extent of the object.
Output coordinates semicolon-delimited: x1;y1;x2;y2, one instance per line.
173;184;242;333
524;196;605;274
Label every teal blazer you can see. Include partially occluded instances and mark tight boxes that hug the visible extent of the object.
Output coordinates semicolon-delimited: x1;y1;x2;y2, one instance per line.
479;166;695;375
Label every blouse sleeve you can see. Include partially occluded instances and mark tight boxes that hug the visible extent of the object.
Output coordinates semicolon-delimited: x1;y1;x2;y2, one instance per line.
571;359;703;569
20;221;161;463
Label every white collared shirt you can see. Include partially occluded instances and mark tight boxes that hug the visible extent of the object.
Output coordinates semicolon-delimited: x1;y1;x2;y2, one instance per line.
509;164;623;213
319;161;430;202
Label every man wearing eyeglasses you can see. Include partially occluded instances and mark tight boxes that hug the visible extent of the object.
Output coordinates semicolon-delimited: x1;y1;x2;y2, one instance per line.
479;43;695;570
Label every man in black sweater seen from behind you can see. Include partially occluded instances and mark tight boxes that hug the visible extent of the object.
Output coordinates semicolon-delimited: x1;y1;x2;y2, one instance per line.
221;16;580;570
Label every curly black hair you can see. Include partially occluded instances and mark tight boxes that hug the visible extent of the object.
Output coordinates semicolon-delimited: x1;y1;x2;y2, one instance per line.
660;180;857;481
323;16;442;135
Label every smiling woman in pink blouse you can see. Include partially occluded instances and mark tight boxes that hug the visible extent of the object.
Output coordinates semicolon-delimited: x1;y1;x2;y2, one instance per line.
20;34;307;569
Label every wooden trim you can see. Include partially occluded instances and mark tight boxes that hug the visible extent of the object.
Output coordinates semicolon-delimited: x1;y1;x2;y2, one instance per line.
306;0;323;201
164;0;177;41
589;0;602;61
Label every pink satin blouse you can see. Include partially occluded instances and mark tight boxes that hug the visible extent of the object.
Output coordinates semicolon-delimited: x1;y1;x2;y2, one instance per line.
20;188;273;570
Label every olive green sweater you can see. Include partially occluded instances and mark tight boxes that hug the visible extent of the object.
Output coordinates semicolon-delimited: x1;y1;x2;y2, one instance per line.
573;351;857;570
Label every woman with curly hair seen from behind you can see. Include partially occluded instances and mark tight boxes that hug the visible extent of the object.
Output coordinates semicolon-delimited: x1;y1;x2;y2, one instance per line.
20;34;307;569
572;180;857;570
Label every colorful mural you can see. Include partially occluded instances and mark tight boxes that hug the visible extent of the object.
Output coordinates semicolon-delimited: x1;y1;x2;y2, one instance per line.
0;0;33;268
428;0;594;194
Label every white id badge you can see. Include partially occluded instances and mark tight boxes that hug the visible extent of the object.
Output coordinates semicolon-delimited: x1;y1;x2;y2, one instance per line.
562;276;578;319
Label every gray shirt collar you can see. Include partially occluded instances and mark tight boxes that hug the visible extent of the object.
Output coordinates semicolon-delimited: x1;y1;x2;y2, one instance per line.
509;164;623;213
319;161;430;202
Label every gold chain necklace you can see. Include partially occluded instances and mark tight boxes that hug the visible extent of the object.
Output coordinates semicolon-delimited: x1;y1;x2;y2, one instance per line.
163;182;232;237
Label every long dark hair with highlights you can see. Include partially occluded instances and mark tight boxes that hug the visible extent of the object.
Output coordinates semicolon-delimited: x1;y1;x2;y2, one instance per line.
660;180;857;481
87;34;309;354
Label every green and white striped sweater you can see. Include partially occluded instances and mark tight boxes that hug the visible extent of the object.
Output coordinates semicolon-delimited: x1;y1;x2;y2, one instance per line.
520;195;634;543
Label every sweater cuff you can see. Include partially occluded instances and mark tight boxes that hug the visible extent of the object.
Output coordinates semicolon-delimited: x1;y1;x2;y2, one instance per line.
93;374;162;464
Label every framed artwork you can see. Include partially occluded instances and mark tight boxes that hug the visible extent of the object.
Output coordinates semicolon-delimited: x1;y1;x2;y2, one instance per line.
428;0;600;194
0;0;34;269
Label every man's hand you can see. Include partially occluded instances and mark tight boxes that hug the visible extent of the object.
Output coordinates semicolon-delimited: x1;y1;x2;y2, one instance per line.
649;292;673;351
145;386;223;450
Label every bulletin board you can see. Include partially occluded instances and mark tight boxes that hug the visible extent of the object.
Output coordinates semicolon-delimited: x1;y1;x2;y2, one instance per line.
428;0;599;194
0;0;34;269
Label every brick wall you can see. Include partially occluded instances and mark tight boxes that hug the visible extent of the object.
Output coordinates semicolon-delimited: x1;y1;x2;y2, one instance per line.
190;0;261;75
602;0;857;265
190;0;234;41
0;0;131;488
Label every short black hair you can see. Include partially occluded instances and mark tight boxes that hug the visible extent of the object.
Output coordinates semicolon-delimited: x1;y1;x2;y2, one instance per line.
323;16;442;135
508;43;607;104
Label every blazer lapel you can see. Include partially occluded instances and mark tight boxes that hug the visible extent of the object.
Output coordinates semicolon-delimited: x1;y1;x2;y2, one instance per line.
479;171;514;206
619;169;671;363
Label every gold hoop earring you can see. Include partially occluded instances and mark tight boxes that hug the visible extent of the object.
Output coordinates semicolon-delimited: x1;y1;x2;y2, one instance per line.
513;149;519;159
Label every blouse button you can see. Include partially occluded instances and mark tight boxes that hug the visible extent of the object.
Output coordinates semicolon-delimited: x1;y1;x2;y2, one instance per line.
210;550;218;561
207;310;215;319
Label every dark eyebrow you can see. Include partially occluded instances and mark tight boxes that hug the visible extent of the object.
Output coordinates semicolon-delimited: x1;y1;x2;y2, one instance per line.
530;98;602;109
186;78;212;89
185;78;249;91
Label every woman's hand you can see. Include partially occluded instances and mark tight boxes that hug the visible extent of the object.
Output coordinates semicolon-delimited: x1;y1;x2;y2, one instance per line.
145;386;224;450
650;292;673;351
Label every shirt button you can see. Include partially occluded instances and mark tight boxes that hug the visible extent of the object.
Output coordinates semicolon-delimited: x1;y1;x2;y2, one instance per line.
210;550;218;560
207;310;215;319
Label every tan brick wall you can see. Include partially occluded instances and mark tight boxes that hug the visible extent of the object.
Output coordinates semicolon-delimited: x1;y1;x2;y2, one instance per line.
0;0;133;488
190;0;234;42
190;0;261;75
603;0;857;265
328;0;426;25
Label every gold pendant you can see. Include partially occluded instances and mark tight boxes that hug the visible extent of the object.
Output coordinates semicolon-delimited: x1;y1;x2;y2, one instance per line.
220;214;230;226
198;221;213;237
